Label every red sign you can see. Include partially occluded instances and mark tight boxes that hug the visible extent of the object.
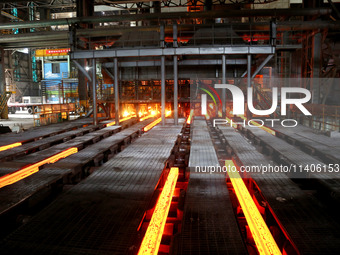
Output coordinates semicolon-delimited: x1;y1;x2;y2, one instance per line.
46;48;70;54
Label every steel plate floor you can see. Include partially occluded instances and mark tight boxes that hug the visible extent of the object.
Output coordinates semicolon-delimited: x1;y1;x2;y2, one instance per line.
0;123;181;255
176;119;247;255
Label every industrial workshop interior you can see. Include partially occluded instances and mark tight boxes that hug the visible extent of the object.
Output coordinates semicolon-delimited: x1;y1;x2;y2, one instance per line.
1;0;340;254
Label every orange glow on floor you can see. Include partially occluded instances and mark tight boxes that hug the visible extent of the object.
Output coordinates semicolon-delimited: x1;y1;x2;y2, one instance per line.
143;117;162;132
225;160;282;255
0;142;22;152
0;147;78;189
239;116;276;136
186;109;194;124
106;115;136;127
138;167;179;255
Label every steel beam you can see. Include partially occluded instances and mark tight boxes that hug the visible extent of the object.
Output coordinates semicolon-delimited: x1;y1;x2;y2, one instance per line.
103;59;247;68
222;54;226;118
251;55;274;78
161;56;165;126
0;8;332;30
103;65;120;124
247;54;251;119
92;58;97;125
114;58;119;125
70;46;275;59
173;23;178;48
312;33;322;104
72;60;92;82
174;56;178;125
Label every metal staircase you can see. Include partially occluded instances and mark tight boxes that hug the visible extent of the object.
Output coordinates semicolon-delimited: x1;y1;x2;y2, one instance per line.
0;92;12;117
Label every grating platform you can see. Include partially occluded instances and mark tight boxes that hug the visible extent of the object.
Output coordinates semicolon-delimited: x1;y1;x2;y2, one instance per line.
176;119;247;255
0;125;99;162
0;123;181;254
0;119;156;217
0;125;121;178
241;126;340;196
218;125;340;255
270;124;340;163
48;118;156;177
0;117;96;147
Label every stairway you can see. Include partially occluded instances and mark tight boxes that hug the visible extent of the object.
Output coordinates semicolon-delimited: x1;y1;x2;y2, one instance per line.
0;92;12;118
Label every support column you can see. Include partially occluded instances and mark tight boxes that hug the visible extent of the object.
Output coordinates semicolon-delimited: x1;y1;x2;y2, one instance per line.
0;49;5;95
77;59;88;111
114;58;119;126
247;54;252;119
174;56;178;125
222;55;226;118
312;32;322;104
92;58;97;125
161;56;166;126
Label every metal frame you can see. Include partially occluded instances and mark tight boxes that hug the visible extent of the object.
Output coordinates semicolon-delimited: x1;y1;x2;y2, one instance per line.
70;46;275;59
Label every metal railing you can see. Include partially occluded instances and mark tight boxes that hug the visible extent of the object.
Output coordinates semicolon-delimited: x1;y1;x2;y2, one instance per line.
75;22;302;50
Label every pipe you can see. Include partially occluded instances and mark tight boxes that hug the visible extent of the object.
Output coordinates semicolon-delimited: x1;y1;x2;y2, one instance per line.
174;56;178;125
247;54;251;119
161;56;165;126
114;58;119;126
103;65;119;124
222;54;226;118
92;58;97;125
0;8;332;30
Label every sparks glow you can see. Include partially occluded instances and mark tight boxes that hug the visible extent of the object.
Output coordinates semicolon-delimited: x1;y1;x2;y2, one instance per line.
138;167;179;255
0;142;22;152
225;160;282;255
151;110;156;116
0;147;78;189
166;110;171;117
123;111;130;117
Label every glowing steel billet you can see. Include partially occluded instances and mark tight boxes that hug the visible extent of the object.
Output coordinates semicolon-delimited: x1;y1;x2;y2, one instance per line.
186;109;194;124
106;115;136;127
138;167;179;255
140;114;154;122
0;142;22;152
225;160;282;255
0;147;78;188
239;116;276;136
143;117;162;132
